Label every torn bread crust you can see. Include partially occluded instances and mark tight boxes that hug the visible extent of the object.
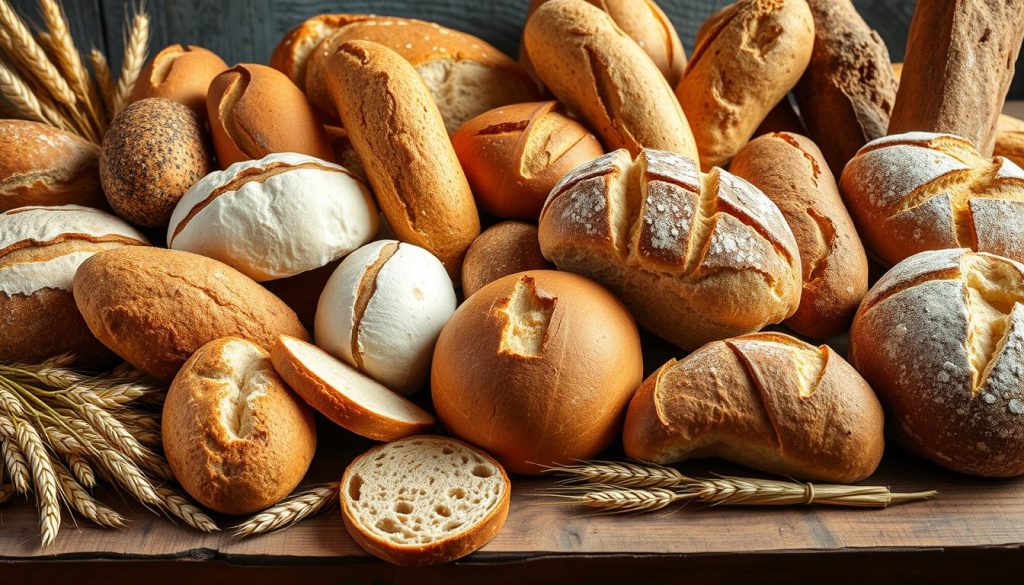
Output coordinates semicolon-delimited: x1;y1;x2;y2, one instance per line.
493;275;556;358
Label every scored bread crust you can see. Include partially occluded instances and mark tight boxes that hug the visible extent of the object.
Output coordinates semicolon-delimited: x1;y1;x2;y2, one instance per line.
341;436;510;566
269;13;375;87
623;331;885;483
0;121;105;212
128;44;228;115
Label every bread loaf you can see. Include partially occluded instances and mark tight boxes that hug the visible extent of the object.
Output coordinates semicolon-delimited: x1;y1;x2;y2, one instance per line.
270;14;376;88
128;44;228;116
431;271;643;474
0;121;104;211
539;149;801;351
461;222;552;297
677;0;814;169
523;0;698;161
850;249;1024;477
163;337;316;514
730;132;868;338
793;0;898;177
995;114;1024;168
0;206;147;366
624;332;885;483
752;97;805;138
451;101;603;221
73;246;308;382
888;0;1024;155
326;41;480;278
840;132;1024;267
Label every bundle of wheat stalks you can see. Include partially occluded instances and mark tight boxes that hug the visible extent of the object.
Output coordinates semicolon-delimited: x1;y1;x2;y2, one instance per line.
544;460;938;513
0;0;149;143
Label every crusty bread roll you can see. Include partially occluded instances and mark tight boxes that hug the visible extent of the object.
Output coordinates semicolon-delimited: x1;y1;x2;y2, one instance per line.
163;337;316;514
167;152;378;281
128;44;228;116
523;0;698;161
840;132;1024;267
326;41;480;278
677;0;814;169
270;14;376;88
888;0;1024;155
624;332;885;483
207;63;333;168
995;114;1024;168
305;17;540;133
431;271;643;474
730;132;868;339
851;249;1024;477
539;149;801;351
341;436;510;566
0;121;105;211
461;222;552;297
451;101;603;221
0;205;147;366
793;0;898;176
73;246;308;382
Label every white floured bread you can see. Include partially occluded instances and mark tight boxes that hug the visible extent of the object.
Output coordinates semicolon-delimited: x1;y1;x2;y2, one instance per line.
341;436;510;566
270;335;435;441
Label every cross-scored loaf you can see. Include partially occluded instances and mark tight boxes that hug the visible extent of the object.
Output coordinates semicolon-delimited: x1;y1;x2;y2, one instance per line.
840;132;1024;267
341;436;510;566
538;148;801;351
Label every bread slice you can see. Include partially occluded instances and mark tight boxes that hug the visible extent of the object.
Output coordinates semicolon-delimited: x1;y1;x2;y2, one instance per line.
341;436;510;566
270;335;435;441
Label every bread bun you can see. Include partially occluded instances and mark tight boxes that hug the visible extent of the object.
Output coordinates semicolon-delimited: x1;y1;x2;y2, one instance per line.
128;44;228;116
539;149;801;351
167;153;378;281
840;132;1024;266
0;205;147;366
850;249;1024;477
461;222;552;297
0;120;104;211
100;98;213;227
431;270;643;474
624;332;885;483
451;101;603;221
270;13;375;87
73;246;308;381
207;63;332;168
995;114;1024;168
315;240;456;396
163;336;316;514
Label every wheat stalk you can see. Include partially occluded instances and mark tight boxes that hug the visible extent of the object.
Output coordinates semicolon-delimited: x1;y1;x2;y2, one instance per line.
53;462;125;529
39;0;102;131
65;452;95;488
0;1;77;109
112;8;148;116
87;48;114;114
0;433;30;494
0;59;47;122
233;483;340;538
15;417;61;546
546;460;687;488
155;485;219;533
77;401;147;463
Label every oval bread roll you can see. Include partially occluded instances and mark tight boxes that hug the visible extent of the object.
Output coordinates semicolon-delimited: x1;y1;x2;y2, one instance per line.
624;332;885;483
461;222;552;297
0;121;105;211
128;44;228;115
523;0;698;161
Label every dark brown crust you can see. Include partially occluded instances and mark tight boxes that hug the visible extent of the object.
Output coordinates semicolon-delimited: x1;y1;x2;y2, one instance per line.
0;288;117;368
0;120;105;212
461;222;553;297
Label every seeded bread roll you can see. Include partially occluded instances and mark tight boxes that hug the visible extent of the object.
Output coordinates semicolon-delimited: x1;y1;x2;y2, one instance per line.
0;121;104;211
461;222;552;297
624;332;885;483
128;44;228;115
851;249;1024;477
994;114;1024;168
523;0;698;161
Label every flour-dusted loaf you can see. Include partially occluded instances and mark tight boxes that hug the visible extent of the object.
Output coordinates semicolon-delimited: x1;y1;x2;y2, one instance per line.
461;222;552;297
128;44;228;116
0;206;147;366
851;249;1024;477
624;332;885;483
539;149;801;351
840;132;1024;267
341;436;510;566
0;121;105;211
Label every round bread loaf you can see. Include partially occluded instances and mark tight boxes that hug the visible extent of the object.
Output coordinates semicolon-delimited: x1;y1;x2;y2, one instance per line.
315;240;457;396
128;44;228;115
167;153;378;281
539;149;802;351
461;222;552;297
995;113;1024;169
206;63;332;168
840;132;1024;266
431;270;643;474
0;120;105;211
0;205;147;366
624;332;885;483
851;249;1024;477
73;246;309;382
451;101;603;221
100;98;213;227
163;336;316;514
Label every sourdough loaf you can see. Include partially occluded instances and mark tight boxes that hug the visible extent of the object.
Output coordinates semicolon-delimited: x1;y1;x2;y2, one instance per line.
0;121;104;211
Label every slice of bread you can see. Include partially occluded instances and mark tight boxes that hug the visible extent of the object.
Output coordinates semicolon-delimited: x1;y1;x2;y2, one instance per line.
341;436;511;566
270;335;435;441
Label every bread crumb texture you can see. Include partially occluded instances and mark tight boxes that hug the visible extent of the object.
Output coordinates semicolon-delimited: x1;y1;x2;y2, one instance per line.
494;275;555;358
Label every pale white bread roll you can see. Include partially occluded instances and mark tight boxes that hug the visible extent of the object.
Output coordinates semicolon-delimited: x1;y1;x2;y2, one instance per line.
840;131;1024;267
315;240;457;396
341;436;510;566
167;153;378;282
538;149;801;351
271;335;435;441
851;249;1024;477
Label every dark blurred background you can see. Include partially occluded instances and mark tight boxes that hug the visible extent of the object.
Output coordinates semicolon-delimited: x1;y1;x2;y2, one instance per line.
8;0;1024;99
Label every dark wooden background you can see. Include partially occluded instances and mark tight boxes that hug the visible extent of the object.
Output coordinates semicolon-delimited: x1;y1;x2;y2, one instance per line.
7;0;1024;99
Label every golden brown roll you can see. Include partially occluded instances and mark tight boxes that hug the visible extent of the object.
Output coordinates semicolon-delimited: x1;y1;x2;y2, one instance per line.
270;13;374;86
461;222;552;297
994;113;1024;168
0;121;104;211
128;44;228;116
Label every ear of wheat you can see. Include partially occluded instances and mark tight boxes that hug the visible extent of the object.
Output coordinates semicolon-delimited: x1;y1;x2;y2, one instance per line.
233;482;341;539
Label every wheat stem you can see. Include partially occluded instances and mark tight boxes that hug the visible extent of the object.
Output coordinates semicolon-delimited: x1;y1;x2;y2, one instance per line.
112;9;148;116
39;0;102;132
53;461;125;529
0;60;48;122
0;418;30;494
14;417;61;546
155;485;219;533
0;1;77;110
233;483;340;538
